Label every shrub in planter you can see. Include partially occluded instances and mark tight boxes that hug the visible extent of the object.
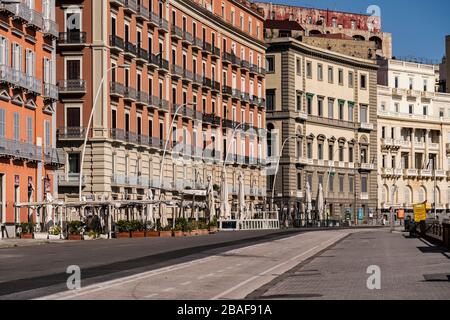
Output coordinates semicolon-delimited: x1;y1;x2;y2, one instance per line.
48;225;62;240
209;217;219;233
172;223;184;237
67;221;84;240
159;225;173;237
129;220;145;238
18;222;35;239
144;221;159;237
83;231;99;240
116;220;131;238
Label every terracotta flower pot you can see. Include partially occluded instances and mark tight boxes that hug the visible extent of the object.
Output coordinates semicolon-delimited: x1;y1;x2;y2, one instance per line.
68;234;83;241
200;229;209;235
116;232;131;238
173;231;184;237
209;227;218;234
20;233;33;239
131;231;145;238
146;231;160;237
192;229;200;236
159;231;172;238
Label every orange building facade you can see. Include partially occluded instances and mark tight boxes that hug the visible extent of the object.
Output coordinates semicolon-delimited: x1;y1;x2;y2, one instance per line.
56;0;268;213
0;0;60;237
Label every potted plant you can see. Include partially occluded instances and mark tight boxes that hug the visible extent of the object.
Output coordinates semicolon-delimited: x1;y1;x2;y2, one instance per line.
18;222;35;239
145;221;159;237
209;217;219;234
198;221;209;235
188;220;199;236
159;225;173;238
67;221;84;240
48;225;61;240
172;223;184;237
116;220;131;238
83;231;99;240
130;220;145;238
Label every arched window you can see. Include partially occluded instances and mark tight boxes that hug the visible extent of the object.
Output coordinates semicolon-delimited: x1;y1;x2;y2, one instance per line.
432;187;441;204
381;185;388;204
403;187;412;206
390;186;398;204
418;187;426;203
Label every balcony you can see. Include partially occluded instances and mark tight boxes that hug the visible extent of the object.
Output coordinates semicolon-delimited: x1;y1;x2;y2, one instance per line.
359;122;374;131
222;119;240;130
231;88;241;100
435;170;447;178
136;3;149;20
191;37;203;50
211;46;221;59
0;138;41;163
110;81;125;97
211;80;221;93
59;173;85;187
8;3;31;23
124;42;137;59
182;30;193;45
26;76;42;95
58;32;87;46
182;69;194;83
27;9;43;30
421;91;434;100
171;25;183;40
203;114;221;127
240;60;250;72
157;58;169;73
407;89;420;99
202;42;212;54
257;98;266;109
136;47;149;64
202;77;212;90
58;79;86;95
109;35;124;53
43;147;65;166
171;65;183;80
43;83;58;101
158;99;171;113
420;169;432;178
241;92;250;103
249;64;259;75
391;88;406;96
123;86;137;102
404;169;418;178
158;18;169;33
358;163;375;171
148;12;160;28
43;19;59;39
147;53;160;69
222;85;232;97
296;110;308;121
180;105;195;119
136;91;149;106
298;158;314;165
57;127;87;140
124;0;137;14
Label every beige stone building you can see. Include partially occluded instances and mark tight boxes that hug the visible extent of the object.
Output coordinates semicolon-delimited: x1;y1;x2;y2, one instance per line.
265;37;378;225
377;59;450;219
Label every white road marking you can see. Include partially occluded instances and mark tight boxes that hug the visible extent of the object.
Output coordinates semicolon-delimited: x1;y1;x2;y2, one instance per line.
211;233;346;300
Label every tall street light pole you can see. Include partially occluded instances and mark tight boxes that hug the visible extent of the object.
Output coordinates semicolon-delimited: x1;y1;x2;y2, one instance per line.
271;134;302;216
78;64;130;201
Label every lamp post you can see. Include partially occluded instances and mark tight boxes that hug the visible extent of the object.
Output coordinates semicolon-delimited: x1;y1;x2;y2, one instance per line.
323;146;346;225
271;134;302;217
390;184;398;232
78;64;130;201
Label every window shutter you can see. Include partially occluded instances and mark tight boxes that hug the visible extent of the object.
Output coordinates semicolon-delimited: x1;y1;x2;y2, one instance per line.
0;109;5;138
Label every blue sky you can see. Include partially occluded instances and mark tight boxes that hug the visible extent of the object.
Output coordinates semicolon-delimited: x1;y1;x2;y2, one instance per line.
260;0;450;62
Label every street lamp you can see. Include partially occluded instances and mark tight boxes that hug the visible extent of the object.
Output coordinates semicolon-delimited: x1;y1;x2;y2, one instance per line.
158;102;196;205
270;134;302;213
78;64;130;201
323;146;346;225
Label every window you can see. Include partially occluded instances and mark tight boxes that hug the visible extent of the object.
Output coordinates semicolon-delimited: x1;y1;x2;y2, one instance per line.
339;145;344;162
266;57;274;72
68;153;81;174
361;176;368;193
13;112;20;141
360;105;368;123
296;92;302;111
296;58;301;75
409;78;413;90
348;103;354;122
44;120;51;146
318;98;323;117
297;173;302;190
266;90;275;111
318;143;323;160
332;17;337;28
360;74;367;89
328;99;334;119
328;66;333;83
423;79;428;92
307;142;312;159
0;109;5;138
351;20;356;29
349;176;354;193
395;103;400;113
395;76;399;88
328;144;334;161
423;105;428;116
348;146;354;163
339;175;344;193
381;126;386;139
306;61;312;78
348;72;354;87
338;69;343;85
317;64;323;81
329;175;334;192
307;96;313;115
338;101;344;120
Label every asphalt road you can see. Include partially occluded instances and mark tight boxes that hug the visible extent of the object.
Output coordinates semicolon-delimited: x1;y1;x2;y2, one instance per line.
0;229;311;299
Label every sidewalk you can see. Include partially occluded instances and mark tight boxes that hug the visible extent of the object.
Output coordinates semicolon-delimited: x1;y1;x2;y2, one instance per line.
0;239;64;249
